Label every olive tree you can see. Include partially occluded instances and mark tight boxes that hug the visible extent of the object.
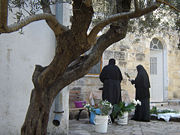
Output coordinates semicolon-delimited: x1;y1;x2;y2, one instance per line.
0;0;177;134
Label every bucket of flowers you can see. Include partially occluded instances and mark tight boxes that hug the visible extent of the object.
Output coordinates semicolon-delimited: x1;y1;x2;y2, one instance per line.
112;99;141;125
84;100;113;133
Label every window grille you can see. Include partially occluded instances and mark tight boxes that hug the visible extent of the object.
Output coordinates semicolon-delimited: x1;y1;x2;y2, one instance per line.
150;38;163;50
150;57;157;75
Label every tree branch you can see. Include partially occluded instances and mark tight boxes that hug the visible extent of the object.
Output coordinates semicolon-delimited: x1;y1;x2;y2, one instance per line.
87;3;160;45
32;65;47;88
48;0;131;96
82;0;92;7
156;0;180;12
134;0;139;11
41;0;66;36
71;0;93;46
0;0;8;32
50;54;97;97
0;13;68;34
50;29;127;96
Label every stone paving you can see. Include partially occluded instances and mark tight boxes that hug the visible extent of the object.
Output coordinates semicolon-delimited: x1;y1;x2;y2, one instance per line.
69;104;180;135
69;118;180;135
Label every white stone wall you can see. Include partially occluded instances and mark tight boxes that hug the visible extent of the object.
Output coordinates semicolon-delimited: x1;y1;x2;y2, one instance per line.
0;21;55;134
0;2;72;135
48;87;70;135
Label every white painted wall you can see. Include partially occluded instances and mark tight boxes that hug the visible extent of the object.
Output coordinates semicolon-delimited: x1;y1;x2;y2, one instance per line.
47;87;70;135
0;21;55;134
0;3;72;135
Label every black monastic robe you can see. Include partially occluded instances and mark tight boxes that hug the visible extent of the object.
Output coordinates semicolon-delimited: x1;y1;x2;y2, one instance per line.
131;65;151;122
99;59;123;105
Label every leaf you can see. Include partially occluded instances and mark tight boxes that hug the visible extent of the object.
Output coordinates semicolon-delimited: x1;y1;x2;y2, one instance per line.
112;101;135;118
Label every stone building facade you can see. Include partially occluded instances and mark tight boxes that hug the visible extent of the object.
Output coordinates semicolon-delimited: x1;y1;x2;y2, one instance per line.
69;29;180;113
69;0;180;108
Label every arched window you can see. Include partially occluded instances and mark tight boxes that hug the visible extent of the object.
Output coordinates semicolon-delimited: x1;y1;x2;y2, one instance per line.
150;38;163;50
150;38;163;75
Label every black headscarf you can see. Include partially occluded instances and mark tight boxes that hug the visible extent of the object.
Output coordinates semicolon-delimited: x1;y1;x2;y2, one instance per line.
136;65;150;89
100;59;123;82
109;59;115;65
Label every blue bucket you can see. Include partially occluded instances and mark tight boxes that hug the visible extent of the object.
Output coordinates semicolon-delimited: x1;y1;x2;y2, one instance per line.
89;108;101;124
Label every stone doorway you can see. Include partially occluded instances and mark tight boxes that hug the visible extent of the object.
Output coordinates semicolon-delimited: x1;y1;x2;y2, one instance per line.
150;38;165;102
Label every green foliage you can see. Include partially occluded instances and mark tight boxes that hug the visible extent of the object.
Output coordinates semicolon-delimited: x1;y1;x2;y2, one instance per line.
7;0;180;35
84;100;113;116
92;0;179;33
98;100;113;115
128;1;180;34
8;0;179;32
150;106;158;114
8;0;55;15
112;102;135;118
150;106;178;114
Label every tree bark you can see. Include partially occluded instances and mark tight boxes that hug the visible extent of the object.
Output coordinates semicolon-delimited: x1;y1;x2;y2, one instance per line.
20;1;132;135
21;88;54;135
0;0;8;32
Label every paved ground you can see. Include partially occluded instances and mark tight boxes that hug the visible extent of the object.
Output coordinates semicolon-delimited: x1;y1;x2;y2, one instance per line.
69;104;180;135
69;119;180;135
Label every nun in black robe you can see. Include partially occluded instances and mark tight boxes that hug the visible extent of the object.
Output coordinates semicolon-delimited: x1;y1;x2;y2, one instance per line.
131;65;151;122
99;59;123;105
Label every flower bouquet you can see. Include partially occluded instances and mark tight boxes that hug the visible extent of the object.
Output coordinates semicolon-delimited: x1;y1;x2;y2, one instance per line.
84;100;113;116
84;100;113;133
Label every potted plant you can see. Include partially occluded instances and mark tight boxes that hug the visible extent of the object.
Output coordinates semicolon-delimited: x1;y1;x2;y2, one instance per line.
150;106;179;122
84;100;113;133
112;99;141;125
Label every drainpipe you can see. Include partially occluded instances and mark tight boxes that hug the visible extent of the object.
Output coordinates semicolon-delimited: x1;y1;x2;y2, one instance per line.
53;92;64;126
52;0;65;126
52;0;72;126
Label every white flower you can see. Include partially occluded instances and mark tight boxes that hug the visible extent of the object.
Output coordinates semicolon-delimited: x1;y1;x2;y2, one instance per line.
84;103;90;108
136;100;141;106
125;103;129;107
132;99;141;106
132;99;137;105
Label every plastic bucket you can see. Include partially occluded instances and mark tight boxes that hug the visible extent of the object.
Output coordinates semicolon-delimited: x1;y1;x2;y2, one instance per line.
116;112;128;125
94;115;108;133
90;108;101;124
74;101;86;108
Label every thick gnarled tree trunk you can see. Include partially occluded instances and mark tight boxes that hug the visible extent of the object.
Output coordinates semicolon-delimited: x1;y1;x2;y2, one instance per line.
21;89;53;135
0;0;8;32
20;1;131;135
